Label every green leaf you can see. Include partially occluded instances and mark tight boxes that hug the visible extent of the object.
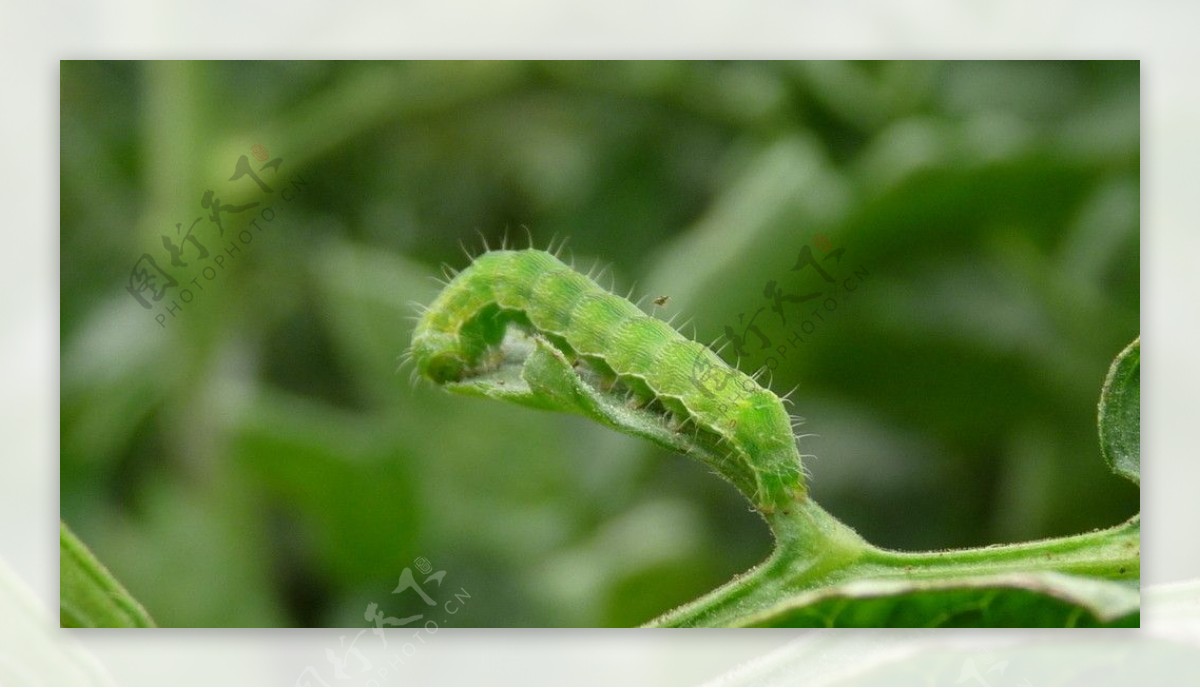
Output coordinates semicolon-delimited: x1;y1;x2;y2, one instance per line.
1099;337;1140;485
59;521;155;628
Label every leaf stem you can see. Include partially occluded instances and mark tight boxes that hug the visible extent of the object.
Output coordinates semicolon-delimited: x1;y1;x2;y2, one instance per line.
860;517;1140;582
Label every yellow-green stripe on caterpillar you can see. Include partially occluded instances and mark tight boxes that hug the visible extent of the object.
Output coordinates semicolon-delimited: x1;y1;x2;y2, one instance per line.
409;248;806;512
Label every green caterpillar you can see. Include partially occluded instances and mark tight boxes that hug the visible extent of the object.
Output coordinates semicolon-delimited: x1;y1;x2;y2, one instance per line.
409;248;806;512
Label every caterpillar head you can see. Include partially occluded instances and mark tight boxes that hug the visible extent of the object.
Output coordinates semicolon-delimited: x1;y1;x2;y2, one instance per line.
409;331;469;383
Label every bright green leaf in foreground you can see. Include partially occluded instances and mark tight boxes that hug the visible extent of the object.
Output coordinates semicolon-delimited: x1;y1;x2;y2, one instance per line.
1099;337;1140;485
59;522;155;628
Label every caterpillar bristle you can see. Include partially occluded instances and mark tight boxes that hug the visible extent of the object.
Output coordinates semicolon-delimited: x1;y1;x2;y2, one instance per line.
397;347;418;379
593;262;612;285
474;228;491;253
458;239;476;262
548;234;572;259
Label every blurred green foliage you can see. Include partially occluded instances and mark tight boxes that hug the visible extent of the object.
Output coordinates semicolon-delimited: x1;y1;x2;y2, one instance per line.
60;60;1138;627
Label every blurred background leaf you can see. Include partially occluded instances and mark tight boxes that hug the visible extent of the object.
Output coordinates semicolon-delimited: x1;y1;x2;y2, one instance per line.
60;60;1138;627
